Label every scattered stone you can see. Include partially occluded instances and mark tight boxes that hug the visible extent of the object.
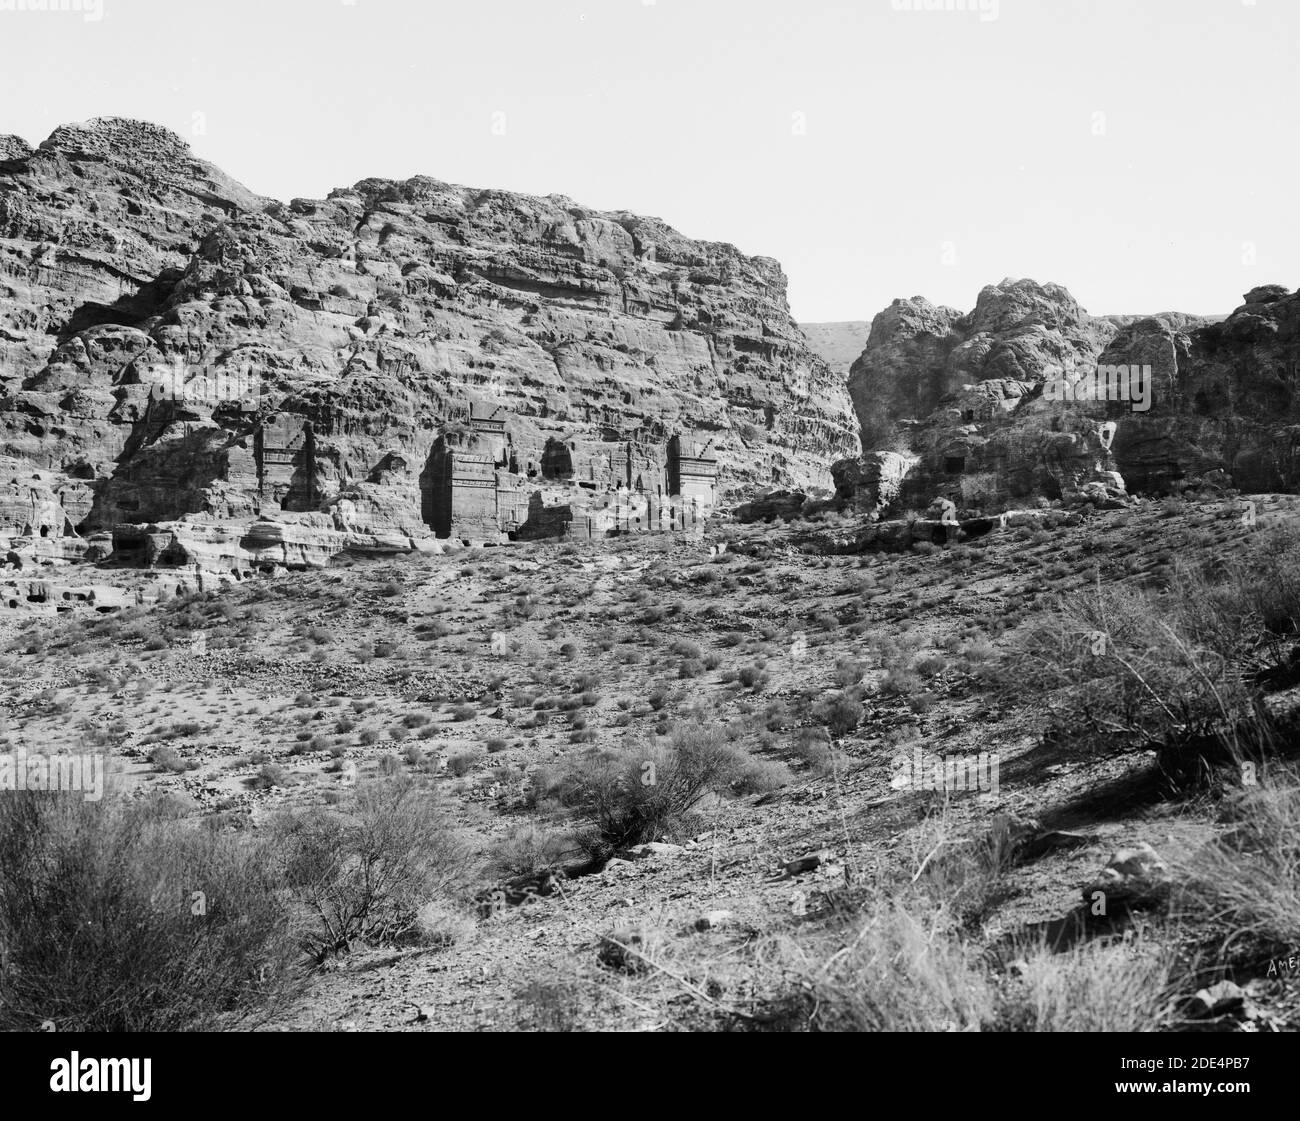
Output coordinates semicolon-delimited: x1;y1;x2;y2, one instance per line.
601;858;634;874
765;852;826;882
625;841;685;859
692;910;735;932
1080;842;1170;907
1188;981;1247;1018
597;930;649;973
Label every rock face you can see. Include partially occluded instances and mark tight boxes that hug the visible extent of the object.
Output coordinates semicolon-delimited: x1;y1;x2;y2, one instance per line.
1102;287;1300;494
0;117;859;567
833;277;1296;518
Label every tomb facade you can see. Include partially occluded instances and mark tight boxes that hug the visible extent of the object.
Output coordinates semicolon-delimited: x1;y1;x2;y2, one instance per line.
430;404;718;541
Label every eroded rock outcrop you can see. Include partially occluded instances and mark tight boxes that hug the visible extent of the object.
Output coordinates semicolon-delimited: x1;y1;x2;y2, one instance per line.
831;277;1287;519
1102;287;1300;494
837;279;1125;516
0;117;859;568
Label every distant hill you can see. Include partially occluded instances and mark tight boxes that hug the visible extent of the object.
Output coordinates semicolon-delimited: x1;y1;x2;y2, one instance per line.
800;321;873;374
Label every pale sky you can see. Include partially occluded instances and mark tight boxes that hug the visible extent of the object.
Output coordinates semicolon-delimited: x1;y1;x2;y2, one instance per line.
0;0;1294;322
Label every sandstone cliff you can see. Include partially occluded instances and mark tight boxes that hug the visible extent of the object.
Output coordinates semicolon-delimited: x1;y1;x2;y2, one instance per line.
0;117;858;563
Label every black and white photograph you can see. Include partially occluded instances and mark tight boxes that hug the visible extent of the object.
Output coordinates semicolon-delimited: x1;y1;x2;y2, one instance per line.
0;0;1296;1080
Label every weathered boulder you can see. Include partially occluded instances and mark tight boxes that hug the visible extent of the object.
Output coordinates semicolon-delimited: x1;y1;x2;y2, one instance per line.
831;451;919;520
1080;842;1170;908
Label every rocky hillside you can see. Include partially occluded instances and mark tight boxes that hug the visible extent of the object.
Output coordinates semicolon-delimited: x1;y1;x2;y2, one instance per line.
0;117;858;558
834;278;1296;519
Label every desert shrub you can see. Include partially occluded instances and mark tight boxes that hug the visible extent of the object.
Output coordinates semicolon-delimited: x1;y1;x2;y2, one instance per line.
149;745;189;773
993;939;1175;1032
169;721;203;738
726;755;794;794
485;737;508;753
378;754;402;776
450;703;477;722
960;637;996;670
448;750;482;776
414;899;475;949
762;700;793;732
488;823;576;878
791;726;833;771
1172;769;1300;946
555;723;750;852
252;763;287;790
514;979;588;1032
758;904;992;1031
997;535;1300;781
271;777;473;959
812;689;863;737
879;668;920;697
913;653;946;678
0;792;298;1031
358;727;380;746
833;658;865;687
